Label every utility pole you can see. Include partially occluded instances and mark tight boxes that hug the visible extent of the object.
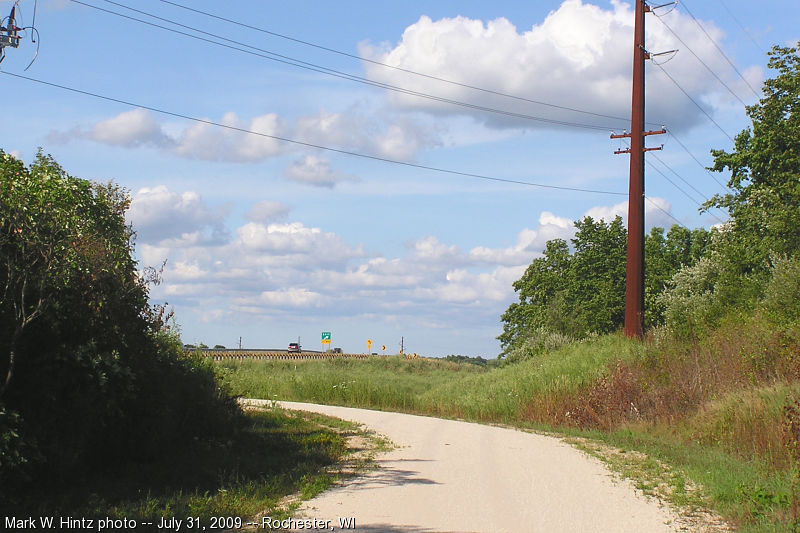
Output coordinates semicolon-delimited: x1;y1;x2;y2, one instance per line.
400;336;404;355
611;0;665;338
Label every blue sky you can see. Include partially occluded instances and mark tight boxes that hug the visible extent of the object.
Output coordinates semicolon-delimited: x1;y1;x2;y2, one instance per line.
1;0;797;356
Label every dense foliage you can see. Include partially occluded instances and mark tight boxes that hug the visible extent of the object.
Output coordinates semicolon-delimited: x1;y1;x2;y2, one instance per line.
498;216;708;357
0;151;240;503
657;45;800;337
706;45;800;266
443;354;495;367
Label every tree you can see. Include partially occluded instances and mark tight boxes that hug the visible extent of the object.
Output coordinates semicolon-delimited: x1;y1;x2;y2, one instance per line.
2;152;118;396
499;216;626;353
568;216;627;335
0;150;240;494
645;226;710;326
498;238;570;351
499;217;709;356
706;44;800;268
0;151;148;398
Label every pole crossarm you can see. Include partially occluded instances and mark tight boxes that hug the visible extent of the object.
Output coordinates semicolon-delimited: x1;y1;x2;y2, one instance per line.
611;128;665;154
610;128;666;139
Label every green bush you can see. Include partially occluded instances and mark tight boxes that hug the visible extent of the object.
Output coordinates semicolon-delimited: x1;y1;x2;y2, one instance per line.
762;254;800;324
504;326;574;364
0;150;241;504
659;254;725;338
0;406;37;480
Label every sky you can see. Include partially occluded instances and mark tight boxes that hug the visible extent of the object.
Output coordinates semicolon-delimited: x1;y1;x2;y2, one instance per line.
1;0;797;356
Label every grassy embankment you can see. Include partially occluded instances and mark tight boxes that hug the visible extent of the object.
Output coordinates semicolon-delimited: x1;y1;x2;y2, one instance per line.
222;316;800;532
12;407;380;532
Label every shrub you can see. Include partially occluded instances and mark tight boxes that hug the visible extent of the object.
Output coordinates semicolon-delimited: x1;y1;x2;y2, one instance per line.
763;255;800;325
0;150;242;503
504;326;574;364
659;254;725;338
0;406;37;480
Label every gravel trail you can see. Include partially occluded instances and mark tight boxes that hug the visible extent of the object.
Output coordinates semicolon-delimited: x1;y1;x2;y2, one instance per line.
251;401;683;533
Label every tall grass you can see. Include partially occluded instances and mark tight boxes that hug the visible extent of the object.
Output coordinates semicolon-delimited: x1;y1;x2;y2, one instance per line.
221;334;636;422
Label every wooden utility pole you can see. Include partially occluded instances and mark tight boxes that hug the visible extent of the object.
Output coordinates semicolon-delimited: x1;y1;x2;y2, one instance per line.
611;0;665;338
626;0;647;339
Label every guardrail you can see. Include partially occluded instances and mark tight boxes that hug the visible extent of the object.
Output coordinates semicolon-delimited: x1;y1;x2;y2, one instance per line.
198;349;373;361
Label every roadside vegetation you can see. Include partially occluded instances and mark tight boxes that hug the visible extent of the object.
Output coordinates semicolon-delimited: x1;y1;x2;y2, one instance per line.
223;44;800;532
0;150;359;526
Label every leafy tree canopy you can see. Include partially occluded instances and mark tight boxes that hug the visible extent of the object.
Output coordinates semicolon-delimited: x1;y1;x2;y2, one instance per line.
499;217;709;355
706;44;800;267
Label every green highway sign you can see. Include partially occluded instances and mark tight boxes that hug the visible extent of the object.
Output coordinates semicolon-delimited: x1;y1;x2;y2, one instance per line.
321;331;331;340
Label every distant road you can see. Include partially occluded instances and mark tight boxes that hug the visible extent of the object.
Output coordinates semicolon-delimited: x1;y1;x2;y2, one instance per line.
246;401;696;533
200;349;371;361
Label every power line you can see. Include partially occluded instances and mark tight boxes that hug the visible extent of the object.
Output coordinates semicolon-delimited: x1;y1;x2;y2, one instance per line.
648;148;714;203
679;0;760;99
647;158;703;205
715;0;764;55
653;11;747;106
653;62;735;142
647;152;704;203
158;0;657;128
645;155;727;224
73;0;619;132
621;138;727;223
0;70;629;197
666;130;731;193
644;195;688;229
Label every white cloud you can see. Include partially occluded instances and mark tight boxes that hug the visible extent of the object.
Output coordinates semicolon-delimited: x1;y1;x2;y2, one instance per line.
237;221;318;252
64;104;439;165
284;155;357;188
235;288;325;309
171;261;208;281
90;108;171;148
415;265;527;305
245;200;291;222
173;112;286;162
295;108;439;160
360;1;759;131
127;185;229;246
643;196;677;228
312;258;424;289
410;235;460;264
133;187;686;326
583;196;675;228
468;211;573;265
583;199;628;222
139;194;545;323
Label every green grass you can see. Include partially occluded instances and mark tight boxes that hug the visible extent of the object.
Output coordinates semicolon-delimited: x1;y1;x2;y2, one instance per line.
221;333;636;422
12;407;360;532
221;326;800;532
583;427;795;532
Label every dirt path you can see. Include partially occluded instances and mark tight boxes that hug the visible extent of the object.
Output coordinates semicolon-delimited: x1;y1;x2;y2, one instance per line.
246;401;689;532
